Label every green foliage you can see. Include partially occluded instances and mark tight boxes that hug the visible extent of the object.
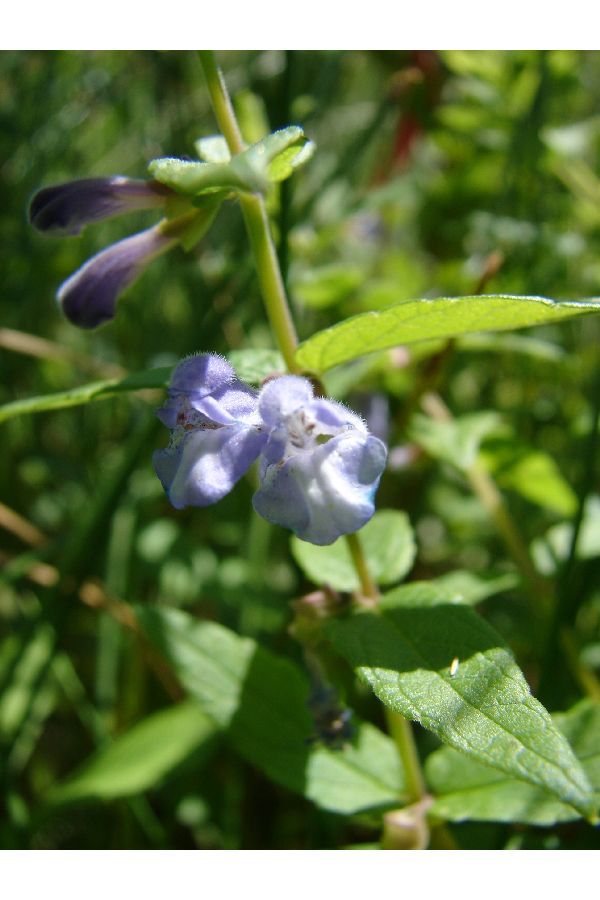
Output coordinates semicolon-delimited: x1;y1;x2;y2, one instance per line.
326;583;596;819
136;606;405;814
49;701;218;805
150;126;314;197
4;50;600;850
426;700;600;825
291;510;416;591
296;295;600;372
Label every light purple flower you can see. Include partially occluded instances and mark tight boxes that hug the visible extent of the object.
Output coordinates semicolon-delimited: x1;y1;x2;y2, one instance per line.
29;177;169;236
57;224;178;329
253;376;387;545
153;354;267;509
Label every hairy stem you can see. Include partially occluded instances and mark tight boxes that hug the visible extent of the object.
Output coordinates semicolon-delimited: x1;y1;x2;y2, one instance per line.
198;51;301;373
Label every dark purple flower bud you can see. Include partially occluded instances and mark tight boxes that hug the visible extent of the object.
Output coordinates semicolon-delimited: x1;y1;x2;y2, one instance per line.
57;224;177;328
29;177;169;236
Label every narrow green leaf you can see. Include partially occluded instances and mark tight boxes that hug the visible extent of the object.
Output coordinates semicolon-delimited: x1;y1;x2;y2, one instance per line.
48;701;217;805
136;606;404;814
409;411;501;471
426;700;600;825
430;570;519;605
291;510;416;591
295;294;600;373
0;367;171;423
532;495;600;575
325;583;596;819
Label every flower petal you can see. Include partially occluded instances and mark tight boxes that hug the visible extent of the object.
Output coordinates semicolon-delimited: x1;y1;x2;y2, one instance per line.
253;432;387;545
258;375;314;426
29;177;169;236
153;424;266;509
57;224;176;328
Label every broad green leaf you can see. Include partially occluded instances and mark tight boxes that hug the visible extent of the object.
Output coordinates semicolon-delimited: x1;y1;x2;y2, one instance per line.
136;606;404;814
295;294;600;372
48;701;217;805
227;348;285;384
532;495;600;575
150;126;312;198
431;570;519;605
0;367;171;423
325;583;596;819
409;411;501;471
481;439;578;517
426;701;600;825
291;510;416;591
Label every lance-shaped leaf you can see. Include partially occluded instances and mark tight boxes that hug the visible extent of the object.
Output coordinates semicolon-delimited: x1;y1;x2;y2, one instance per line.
48;701;218;806
136;606;404;814
149;126;314;197
325;582;597;820
426;700;600;826
295;294;600;373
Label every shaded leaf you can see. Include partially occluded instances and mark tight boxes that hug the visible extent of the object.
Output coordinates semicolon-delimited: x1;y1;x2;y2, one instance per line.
430;570;519;605
291;510;416;591
325;583;596;819
295;294;600;372
136;606;404;814
481;439;577;517
409;411;501;471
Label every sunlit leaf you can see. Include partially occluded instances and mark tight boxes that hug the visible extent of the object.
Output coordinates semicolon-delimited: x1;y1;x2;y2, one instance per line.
326;582;596;819
295;294;600;373
49;701;217;805
426;700;600;825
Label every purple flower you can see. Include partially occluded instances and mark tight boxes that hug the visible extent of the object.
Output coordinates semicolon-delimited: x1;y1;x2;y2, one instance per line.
29;177;169;236
153;354;267;509
28;174;213;329
253;376;387;545
57;223;178;329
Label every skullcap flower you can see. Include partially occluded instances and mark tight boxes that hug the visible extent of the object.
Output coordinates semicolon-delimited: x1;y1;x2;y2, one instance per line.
29;174;215;328
29;177;169;237
57;223;178;329
253;376;387;545
153;354;267;509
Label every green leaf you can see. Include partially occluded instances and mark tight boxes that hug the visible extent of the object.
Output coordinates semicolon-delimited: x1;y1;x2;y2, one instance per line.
227;348;285;384
430;570;519;605
0;367;171;424
409;411;501;471
136;606;404;814
150;126;313;198
295;294;600;372
48;701;217;805
292;264;365;310
426;700;600;825
325;582;596;819
532;495;600;575
291;510;416;591
481;439;578;517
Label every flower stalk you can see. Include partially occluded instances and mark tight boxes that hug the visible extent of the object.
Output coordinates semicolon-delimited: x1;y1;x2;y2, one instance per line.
198;51;301;374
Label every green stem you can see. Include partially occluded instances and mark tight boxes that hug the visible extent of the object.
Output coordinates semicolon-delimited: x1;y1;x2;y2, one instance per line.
385;709;427;804
198;50;301;373
199;51;428;808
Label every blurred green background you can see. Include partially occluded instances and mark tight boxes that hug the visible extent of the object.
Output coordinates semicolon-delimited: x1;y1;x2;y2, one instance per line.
1;51;599;849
